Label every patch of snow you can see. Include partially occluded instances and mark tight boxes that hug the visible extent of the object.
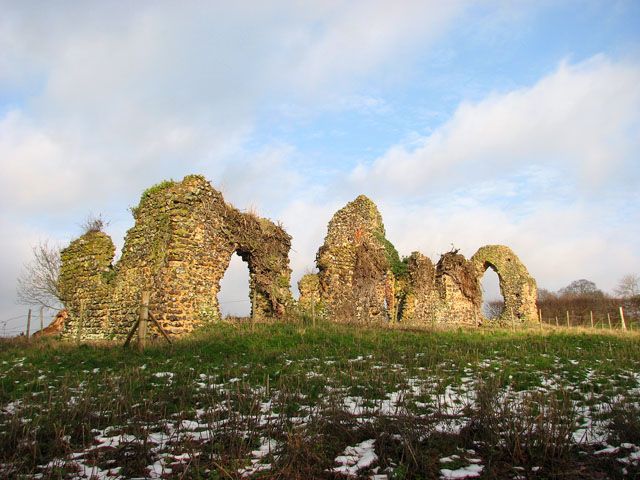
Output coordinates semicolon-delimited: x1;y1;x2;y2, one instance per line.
440;464;484;479
439;455;460;463
331;439;378;477
594;445;619;455
238;437;278;478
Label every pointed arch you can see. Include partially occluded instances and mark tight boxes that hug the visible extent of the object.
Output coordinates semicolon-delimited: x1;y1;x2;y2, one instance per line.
470;245;538;323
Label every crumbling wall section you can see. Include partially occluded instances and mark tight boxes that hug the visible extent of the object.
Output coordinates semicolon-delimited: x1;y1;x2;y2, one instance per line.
397;247;536;326
315;195;391;322
58;231;116;339
310;196;540;327
398;252;440;324
470;245;538;323
434;251;482;325
59;175;293;339
227;206;293;320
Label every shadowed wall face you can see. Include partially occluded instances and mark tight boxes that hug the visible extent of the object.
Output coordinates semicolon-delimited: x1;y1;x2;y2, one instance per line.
58;175;293;339
314;195;392;322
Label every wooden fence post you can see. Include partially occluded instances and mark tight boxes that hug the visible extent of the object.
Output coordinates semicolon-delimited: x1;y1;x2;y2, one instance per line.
39;306;44;333
538;309;543;330
566;310;570;328
590;311;594;329
607;313;612;330
619;306;627;331
138;291;150;351
555;316;558;327
26;309;31;339
77;301;85;344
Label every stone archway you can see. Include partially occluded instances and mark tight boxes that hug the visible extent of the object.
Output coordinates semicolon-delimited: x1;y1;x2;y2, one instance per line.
470;245;537;323
217;250;252;318
59;175;293;339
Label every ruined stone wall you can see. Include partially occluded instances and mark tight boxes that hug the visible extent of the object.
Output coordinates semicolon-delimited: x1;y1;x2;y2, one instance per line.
397;247;537;325
470;245;538;323
59;231;116;339
306;195;538;326
314;195;392;322
434;252;482;325
398;252;440;324
59;175;293;339
60;181;538;334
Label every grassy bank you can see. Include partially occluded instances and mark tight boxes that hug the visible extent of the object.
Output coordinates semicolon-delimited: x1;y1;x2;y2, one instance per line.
1;322;639;479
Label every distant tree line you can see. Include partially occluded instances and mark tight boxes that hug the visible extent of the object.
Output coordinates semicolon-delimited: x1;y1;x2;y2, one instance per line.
536;276;639;327
483;275;640;326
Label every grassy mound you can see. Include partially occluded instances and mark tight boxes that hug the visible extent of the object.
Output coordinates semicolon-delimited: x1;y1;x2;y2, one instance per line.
1;322;639;478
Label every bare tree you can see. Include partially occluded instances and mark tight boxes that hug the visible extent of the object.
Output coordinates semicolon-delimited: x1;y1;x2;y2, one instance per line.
16;240;62;310
483;300;504;319
558;279;604;298
614;274;640;299
537;288;557;302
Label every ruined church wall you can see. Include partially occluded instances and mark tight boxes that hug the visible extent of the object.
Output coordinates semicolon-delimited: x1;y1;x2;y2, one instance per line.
58;231;116;339
59;179;539;336
314;195;391;322
433;252;482;325
59;175;293;339
399;252;441;324
109;176;238;336
470;245;538;323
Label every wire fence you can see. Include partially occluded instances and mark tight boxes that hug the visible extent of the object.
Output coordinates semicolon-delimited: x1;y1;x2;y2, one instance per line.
3;300;636;338
0;310;56;338
0;299;253;338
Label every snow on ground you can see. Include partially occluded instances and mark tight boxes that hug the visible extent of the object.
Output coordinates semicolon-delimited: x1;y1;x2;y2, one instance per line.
2;350;640;478
237;437;278;478
440;464;484;479
330;439;378;477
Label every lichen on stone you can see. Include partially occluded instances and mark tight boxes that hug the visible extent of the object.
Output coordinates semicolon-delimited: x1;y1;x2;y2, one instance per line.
307;197;538;326
309;195;394;322
58;175;293;339
470;244;538;323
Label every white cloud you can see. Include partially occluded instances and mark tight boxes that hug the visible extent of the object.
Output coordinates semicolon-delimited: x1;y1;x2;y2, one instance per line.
0;1;472;322
0;0;468;211
287;0;466;92
350;56;640;197
379;198;639;294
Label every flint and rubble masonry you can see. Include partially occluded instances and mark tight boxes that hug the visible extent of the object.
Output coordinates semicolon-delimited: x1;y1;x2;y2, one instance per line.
59;175;293;339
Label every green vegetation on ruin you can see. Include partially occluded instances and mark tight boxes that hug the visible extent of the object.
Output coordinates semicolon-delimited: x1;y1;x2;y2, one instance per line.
130;179;176;217
373;230;408;278
140;179;176;203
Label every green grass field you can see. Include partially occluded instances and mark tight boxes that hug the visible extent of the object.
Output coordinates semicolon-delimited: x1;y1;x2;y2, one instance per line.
1;322;639;479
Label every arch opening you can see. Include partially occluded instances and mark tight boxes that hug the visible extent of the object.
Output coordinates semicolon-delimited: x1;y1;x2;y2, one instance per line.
218;252;251;318
481;264;504;320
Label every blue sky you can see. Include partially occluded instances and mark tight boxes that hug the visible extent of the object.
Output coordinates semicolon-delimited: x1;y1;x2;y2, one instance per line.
1;1;639;328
